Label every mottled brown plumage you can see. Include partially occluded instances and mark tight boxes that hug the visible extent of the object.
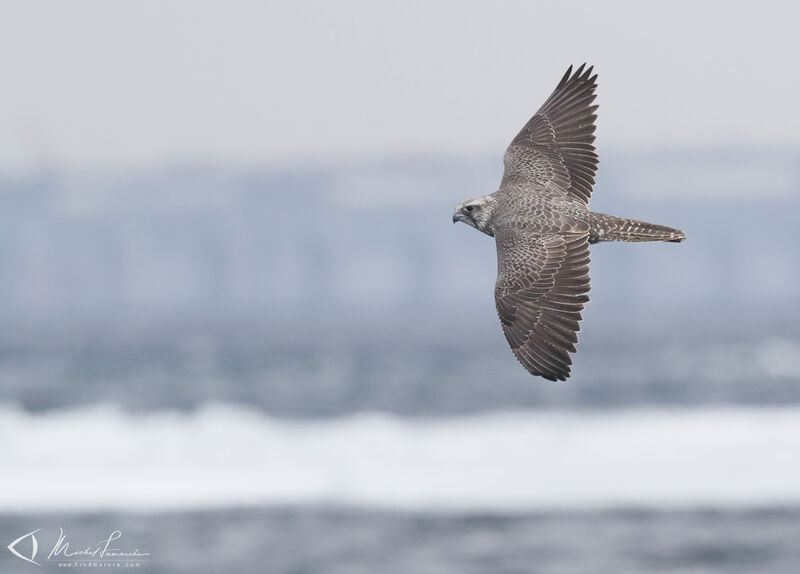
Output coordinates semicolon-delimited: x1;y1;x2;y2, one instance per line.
453;64;685;381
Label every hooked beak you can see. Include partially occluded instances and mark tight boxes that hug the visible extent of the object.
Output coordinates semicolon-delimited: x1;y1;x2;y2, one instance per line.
452;212;462;224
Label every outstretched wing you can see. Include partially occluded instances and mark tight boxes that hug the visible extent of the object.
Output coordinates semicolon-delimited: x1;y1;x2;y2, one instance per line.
502;64;599;205
494;231;590;381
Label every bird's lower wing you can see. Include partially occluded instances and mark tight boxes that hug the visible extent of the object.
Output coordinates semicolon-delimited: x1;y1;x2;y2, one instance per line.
494;231;591;381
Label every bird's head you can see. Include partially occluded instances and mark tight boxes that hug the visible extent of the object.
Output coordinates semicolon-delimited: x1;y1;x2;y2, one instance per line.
452;195;495;235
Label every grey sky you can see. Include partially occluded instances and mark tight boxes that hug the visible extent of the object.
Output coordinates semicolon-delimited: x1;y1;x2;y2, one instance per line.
0;1;797;171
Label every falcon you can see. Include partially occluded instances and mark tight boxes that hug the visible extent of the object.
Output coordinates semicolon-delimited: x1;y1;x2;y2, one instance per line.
453;64;685;381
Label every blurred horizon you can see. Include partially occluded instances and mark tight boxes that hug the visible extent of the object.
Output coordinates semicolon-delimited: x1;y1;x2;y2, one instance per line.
1;147;798;347
2;147;799;421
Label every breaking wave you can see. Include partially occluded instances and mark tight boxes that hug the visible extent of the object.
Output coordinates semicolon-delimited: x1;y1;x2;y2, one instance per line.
1;404;799;513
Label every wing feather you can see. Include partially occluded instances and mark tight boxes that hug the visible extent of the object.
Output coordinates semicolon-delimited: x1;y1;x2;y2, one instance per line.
494;232;591;381
502;64;599;205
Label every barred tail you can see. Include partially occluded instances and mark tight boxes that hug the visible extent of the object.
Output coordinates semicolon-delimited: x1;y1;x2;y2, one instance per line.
590;213;686;243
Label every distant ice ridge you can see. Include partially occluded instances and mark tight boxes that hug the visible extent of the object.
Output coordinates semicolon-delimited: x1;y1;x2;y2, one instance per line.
1;404;799;513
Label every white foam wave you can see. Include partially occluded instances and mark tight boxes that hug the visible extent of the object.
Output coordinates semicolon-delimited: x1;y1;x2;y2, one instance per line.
1;404;799;513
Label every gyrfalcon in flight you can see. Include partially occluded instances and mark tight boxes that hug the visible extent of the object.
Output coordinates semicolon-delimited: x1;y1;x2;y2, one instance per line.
453;64;685;381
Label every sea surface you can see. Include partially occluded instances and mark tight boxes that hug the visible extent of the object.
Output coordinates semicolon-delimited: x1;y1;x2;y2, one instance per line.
2;507;800;574
1;146;800;572
1;333;799;572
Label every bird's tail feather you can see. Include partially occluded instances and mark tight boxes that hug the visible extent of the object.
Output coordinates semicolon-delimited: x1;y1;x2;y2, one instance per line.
591;213;686;243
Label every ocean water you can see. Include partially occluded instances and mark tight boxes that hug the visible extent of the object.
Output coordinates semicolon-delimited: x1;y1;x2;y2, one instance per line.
1;335;800;572
2;149;800;571
3;334;800;415
2;507;800;574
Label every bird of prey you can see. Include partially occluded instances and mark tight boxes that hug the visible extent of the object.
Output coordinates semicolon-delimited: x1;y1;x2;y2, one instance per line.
453;64;685;381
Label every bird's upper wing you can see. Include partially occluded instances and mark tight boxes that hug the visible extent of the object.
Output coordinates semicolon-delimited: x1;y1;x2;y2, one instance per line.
494;230;590;381
501;64;599;205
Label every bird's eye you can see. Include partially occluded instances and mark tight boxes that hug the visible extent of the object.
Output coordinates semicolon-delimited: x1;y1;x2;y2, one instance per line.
466;205;474;212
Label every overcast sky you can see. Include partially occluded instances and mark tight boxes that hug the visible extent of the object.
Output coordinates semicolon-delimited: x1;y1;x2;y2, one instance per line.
0;1;798;171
